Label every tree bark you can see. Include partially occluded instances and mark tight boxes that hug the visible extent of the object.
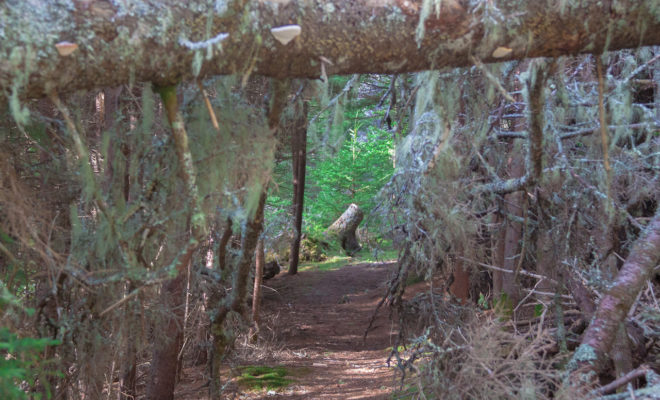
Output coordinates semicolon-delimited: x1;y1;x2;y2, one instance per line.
251;238;265;338
327;203;364;255
449;257;470;303
499;146;525;311
288;99;308;275
210;190;267;399
495;60;531;312
3;1;659;99
492;211;506;296
217;217;233;271
571;208;660;375
146;267;188;400
118;285;138;400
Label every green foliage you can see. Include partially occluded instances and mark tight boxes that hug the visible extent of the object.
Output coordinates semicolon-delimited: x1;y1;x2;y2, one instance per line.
385;345;408;354
0;228;14;245
494;293;513;319
236;365;292;390
1;288;60;399
186;76;273;220
267;78;396;259
306;118;394;234
477;293;489;310
0;329;61;400
533;304;544;318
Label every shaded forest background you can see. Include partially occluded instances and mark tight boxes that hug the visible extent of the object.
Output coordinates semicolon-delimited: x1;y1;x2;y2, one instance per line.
1;39;659;400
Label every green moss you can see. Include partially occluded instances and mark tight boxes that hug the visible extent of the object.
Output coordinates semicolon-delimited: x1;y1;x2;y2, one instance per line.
298;246;397;272
236;365;293;390
300;255;350;272
385;345;407;353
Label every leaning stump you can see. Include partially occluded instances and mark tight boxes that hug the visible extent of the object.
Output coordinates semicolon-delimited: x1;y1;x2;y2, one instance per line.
327;203;364;256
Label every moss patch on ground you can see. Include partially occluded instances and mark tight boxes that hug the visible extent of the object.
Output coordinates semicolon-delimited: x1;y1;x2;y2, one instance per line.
236;365;292;390
299;247;398;272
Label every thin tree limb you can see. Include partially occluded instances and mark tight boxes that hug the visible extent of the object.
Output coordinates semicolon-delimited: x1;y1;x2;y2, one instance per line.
196;80;220;133
594;365;650;395
596;57;612;215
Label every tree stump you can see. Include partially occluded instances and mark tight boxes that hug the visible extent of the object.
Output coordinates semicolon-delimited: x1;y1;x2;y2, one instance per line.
327;203;364;255
263;261;280;280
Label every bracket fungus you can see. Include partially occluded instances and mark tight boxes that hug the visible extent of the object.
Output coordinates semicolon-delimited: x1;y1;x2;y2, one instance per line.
492;46;513;58
55;41;79;56
270;25;302;45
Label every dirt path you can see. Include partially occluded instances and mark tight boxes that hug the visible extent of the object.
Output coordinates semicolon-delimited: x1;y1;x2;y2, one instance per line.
178;261;400;400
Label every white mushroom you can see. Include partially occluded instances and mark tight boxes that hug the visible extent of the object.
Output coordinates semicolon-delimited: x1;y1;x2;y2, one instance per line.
55;41;79;56
270;25;302;46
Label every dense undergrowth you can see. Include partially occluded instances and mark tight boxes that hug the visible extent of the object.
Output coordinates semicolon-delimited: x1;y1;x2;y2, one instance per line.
1;47;659;399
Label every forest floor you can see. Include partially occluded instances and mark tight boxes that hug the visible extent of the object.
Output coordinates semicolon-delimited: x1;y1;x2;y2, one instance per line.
176;261;402;400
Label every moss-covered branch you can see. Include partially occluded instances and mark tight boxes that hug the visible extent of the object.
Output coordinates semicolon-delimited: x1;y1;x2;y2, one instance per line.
2;0;659;99
524;59;551;185
156;84;207;249
569;208;660;376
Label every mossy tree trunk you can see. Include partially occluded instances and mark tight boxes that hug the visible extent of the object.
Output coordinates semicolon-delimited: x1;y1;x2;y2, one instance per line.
3;1;660;100
208;79;286;398
146;84;207;400
209;190;267;399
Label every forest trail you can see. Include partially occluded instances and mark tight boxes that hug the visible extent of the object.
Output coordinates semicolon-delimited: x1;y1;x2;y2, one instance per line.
178;261;400;399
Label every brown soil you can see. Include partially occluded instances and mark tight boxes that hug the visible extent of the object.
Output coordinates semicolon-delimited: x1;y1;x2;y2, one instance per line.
176;261;401;400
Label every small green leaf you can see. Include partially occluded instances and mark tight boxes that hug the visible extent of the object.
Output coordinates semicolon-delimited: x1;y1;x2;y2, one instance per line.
0;229;15;244
534;304;544;317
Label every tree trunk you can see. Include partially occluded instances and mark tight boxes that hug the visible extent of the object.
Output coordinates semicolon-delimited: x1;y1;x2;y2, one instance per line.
499;149;525;311
251;238;265;338
3;1;660;99
146;269;188;400
288;99;308;275
492;211;506;296
449;256;470;303
217;217;233;271
327;203;364;255
209;79;283;399
210;191;267;400
571;208;660;375
495;60;532;312
118;285;138;400
535;221;557;295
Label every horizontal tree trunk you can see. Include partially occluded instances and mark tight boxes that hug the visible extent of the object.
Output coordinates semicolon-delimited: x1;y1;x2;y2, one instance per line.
2;0;659;99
